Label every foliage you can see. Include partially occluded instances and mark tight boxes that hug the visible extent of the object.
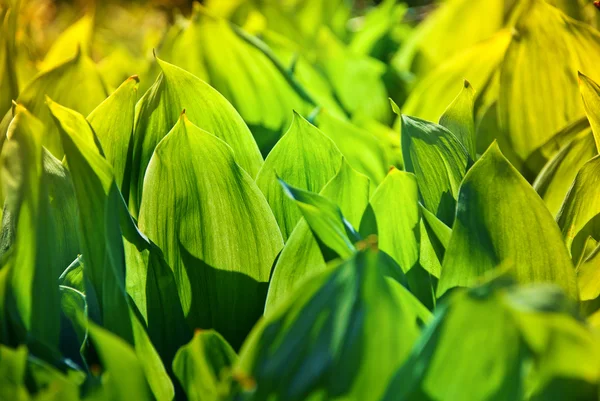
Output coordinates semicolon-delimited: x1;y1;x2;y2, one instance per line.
1;0;600;400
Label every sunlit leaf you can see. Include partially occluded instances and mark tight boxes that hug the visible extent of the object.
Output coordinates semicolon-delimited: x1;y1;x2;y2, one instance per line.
278;178;359;260
439;143;578;298
0;7;19;117
131;57;263;216
533;130;596;217
401;29;512;125
17;50;108;158
39;14;94;71
236;249;431;401
383;279;599;401
362;168;419;273
139;114;283;349
314;108;387;187
556;156;600;257
173;329;238;401
0;345;28;401
439;80;476;158
316;28;391;124
1;108;61;349
86;318;153;401
162;5;315;154
87;75;138;196
498;0;600;162
256;112;343;241
399;114;470;226
578;72;600;151
393;0;512;76
265;160;369;311
49;99;176;400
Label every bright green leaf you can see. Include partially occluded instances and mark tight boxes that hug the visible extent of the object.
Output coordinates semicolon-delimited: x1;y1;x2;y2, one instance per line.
533;130;596;217
265;160;370;311
131;57;263;216
236;249;431;401
139;114;283;349
498;0;600;162
439;80;477;158
17;50;108;158
439;143;578;298
399;114;470;226
256;112;343;241
87;75;138;196
173;330;238;401
578;72;600;151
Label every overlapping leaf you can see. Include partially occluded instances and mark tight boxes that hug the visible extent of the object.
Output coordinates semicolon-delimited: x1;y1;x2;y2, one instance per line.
131;57;263;216
399;114;470;226
439;143;578;298
256;112;343;241
139;114;282;349
235;249;431;401
498;0;600;162
173;330;237;401
383;279;600;401
17;50;108;158
265;160;370;311
87;75;138;196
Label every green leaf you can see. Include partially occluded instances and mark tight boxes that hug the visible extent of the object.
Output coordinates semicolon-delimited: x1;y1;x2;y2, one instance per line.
439;80;477;159
524;116;591;179
58;284;88;355
173;329;238;401
392;0;512;76
362;168;419;273
439;143;578;298
401;29;512;124
87;75;138;196
578;72;600;151
139;114;283;349
399;114;470;226
533;130;596;217
131;57;263;216
314;109;387;187
348;0;407;59
498;0;600;162
1;108;61;349
48;98;133;343
17;50;108;158
316;28;391;124
278;178;360;259
556;156;600;256
86;318;153;401
256;112;343;241
0;7;19;117
48;100;180;400
39;14;94;71
265;160;369;311
162;6;316;154
576;243;600;301
382;279;599;401
0;345;29;401
235;249;431;401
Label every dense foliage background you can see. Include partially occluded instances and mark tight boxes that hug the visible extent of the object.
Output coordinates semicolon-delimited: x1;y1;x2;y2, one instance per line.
2;0;600;400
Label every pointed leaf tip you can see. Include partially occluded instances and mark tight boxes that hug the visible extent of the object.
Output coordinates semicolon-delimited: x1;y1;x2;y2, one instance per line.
389;98;401;116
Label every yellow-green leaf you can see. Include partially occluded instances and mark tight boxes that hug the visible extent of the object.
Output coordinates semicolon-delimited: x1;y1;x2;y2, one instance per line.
87;75;138;196
173;330;237;401
265;160;369;311
439;143;578;298
131;57;263;216
256;112;343;241
139;115;283;349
